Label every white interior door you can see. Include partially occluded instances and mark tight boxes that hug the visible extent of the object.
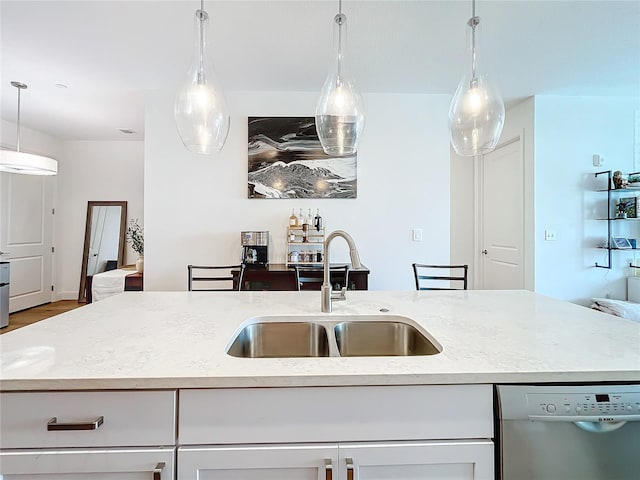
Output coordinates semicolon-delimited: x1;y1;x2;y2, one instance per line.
479;138;524;289
0;172;54;312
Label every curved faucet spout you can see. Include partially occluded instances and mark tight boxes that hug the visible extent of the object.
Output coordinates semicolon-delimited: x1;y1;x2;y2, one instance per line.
322;230;361;312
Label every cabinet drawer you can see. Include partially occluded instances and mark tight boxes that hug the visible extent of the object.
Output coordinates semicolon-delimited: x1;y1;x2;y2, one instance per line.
0;390;176;448
179;385;493;445
0;447;175;478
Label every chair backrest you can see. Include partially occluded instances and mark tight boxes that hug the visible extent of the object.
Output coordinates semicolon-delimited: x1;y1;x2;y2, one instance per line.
412;264;468;291
188;264;245;291
294;265;349;291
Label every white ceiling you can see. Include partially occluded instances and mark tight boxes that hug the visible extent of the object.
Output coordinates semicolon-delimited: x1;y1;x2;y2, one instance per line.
1;0;638;142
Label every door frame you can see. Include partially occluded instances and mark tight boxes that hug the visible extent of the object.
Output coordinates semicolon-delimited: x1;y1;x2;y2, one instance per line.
473;130;535;290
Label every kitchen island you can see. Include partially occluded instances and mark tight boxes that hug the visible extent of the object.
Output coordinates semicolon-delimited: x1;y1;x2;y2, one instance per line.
1;290;639;479
1;290;638;390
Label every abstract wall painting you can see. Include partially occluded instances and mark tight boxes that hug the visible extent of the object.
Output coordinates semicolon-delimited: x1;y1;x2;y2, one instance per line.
247;117;357;199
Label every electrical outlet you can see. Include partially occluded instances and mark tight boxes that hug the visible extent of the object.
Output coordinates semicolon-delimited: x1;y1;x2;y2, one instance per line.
544;229;557;241
412;228;423;242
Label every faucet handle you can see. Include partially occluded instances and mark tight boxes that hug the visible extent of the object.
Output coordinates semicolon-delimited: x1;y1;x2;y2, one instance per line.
331;286;347;301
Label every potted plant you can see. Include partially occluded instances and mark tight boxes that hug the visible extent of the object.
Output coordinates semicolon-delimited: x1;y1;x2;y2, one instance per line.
126;219;144;273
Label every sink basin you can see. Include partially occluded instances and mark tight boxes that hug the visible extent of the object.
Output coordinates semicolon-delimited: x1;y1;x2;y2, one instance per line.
227;322;330;358
227;315;441;358
333;321;441;356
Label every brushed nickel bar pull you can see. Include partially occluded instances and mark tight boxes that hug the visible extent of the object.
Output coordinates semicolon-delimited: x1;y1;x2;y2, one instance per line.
324;459;333;480
47;416;104;431
346;457;355;480
153;462;165;480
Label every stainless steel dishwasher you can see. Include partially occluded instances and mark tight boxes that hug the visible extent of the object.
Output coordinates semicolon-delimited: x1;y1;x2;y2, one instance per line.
497;384;640;480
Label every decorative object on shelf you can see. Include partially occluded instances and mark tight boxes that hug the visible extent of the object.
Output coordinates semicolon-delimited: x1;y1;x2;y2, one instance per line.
247;117;357;199
315;0;364;157
613;170;629;189
174;0;229;154
0;82;57;175
126;219;144;273
449;0;505;157
618;197;637;218
612;237;632;249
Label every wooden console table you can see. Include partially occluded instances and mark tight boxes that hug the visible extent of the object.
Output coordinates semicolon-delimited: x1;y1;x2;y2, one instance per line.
233;263;369;291
86;271;143;303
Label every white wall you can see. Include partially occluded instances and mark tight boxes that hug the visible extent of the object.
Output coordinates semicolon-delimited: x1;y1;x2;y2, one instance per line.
55;141;144;300
145;89;451;291
535;96;640;305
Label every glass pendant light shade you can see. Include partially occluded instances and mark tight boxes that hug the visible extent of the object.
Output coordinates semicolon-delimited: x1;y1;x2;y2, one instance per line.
0;81;57;176
174;6;229;154
449;4;505;157
315;11;365;157
449;72;505;156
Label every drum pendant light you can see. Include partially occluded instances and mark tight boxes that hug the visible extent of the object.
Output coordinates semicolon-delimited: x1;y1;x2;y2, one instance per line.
0;82;57;175
315;0;365;157
175;0;230;154
449;0;505;156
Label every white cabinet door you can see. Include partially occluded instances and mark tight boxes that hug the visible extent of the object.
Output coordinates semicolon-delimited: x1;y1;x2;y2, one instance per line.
339;440;494;480
178;444;338;480
0;447;174;479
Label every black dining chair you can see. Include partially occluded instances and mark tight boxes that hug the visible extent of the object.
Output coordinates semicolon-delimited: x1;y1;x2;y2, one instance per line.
294;265;349;291
412;264;468;290
187;264;245;291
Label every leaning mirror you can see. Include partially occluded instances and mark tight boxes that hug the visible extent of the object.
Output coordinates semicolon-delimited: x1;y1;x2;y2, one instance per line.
78;201;127;302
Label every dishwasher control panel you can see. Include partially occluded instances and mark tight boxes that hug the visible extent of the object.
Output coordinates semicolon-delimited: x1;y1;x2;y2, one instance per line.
528;391;640;418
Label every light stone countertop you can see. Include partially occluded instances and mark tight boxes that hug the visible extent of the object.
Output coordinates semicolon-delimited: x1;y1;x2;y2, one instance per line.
1;290;639;391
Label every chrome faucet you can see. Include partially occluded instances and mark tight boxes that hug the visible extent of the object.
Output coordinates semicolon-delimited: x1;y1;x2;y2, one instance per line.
321;230;362;313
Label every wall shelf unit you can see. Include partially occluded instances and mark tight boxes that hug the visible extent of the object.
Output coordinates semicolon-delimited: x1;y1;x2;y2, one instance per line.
594;170;640;269
286;226;325;266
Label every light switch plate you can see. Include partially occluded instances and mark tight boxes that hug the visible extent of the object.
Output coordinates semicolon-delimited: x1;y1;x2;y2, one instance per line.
544;229;557;241
412;228;423;242
593;154;603;167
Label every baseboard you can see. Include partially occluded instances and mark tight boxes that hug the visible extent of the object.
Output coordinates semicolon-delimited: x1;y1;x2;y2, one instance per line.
55;291;78;301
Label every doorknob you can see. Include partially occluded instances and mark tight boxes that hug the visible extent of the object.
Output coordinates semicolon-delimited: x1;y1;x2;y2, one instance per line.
482;249;488;255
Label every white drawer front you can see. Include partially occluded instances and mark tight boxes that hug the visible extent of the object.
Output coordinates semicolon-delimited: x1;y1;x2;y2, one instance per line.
179;385;493;445
0;448;175;480
0;447;175;478
0;390;176;448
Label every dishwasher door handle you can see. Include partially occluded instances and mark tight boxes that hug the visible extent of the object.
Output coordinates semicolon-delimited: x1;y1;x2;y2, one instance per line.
528;414;640;434
529;414;640;423
574;421;627;433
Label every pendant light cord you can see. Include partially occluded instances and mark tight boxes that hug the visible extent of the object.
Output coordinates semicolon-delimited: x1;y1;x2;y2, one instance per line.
197;0;207;84
15;86;21;152
10;82;28;153
468;0;480;81
336;0;344;83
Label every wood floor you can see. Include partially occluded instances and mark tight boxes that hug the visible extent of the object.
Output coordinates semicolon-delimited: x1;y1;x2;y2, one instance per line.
1;300;85;334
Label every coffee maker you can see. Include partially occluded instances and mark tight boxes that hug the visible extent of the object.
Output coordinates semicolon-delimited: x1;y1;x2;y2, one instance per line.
241;231;269;266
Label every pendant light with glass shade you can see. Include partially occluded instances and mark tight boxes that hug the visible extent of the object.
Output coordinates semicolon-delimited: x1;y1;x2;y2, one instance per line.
315;0;365;157
175;0;230;154
449;0;505;157
0;82;57;175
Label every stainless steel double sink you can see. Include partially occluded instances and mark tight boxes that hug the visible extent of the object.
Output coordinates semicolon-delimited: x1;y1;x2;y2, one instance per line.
227;315;442;358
